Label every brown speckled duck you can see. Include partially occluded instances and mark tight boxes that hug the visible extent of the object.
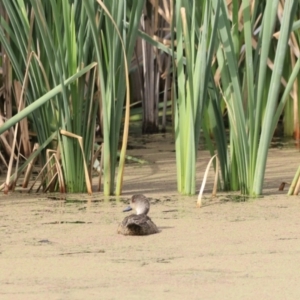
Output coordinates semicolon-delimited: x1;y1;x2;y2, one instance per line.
117;194;159;236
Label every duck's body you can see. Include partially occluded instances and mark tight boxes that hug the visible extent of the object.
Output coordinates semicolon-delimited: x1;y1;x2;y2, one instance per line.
117;194;159;236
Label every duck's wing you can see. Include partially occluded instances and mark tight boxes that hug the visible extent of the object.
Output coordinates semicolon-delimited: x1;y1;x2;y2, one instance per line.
119;214;159;235
122;214;149;227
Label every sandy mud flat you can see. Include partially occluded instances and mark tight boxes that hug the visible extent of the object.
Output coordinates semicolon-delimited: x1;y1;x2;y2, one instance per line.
1;135;300;299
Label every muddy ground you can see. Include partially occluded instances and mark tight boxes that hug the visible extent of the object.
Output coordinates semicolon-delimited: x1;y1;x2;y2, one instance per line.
1;134;300;299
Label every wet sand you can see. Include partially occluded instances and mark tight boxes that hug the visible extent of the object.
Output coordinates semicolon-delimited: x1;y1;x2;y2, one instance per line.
1;134;300;299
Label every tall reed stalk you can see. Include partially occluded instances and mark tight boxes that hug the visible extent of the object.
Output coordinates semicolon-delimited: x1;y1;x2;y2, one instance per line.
211;0;299;195
83;0;144;195
171;0;219;194
0;1;100;192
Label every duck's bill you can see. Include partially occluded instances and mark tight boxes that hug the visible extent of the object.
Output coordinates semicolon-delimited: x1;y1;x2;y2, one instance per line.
123;206;133;212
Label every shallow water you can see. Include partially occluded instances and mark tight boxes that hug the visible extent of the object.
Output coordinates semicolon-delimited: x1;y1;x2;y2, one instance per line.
1;134;300;299
1;193;300;299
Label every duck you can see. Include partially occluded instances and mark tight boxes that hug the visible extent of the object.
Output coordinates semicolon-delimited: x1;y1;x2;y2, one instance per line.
117;194;159;236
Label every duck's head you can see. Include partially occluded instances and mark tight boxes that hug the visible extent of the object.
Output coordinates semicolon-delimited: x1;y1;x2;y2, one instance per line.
123;194;150;215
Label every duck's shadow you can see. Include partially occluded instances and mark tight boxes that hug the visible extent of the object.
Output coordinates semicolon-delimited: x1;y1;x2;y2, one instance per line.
158;226;174;230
